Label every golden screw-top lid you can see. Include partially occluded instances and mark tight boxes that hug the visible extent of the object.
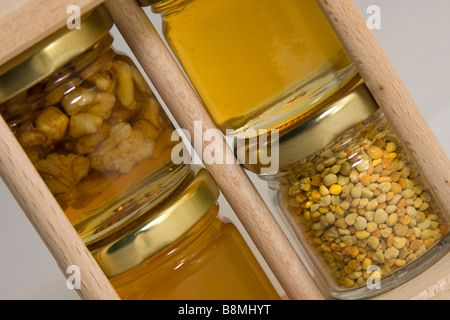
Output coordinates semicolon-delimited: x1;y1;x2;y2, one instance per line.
0;5;113;104
240;78;380;174
276;80;379;169
89;166;220;278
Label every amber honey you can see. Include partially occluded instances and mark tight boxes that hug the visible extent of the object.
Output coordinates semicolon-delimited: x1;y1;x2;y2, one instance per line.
110;204;281;300
153;0;356;135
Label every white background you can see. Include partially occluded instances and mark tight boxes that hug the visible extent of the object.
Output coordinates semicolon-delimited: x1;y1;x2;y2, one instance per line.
0;0;448;299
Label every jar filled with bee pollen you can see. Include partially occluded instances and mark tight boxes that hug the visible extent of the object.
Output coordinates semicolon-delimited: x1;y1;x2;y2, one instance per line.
259;81;449;299
94;166;281;300
141;0;357;138
0;6;190;243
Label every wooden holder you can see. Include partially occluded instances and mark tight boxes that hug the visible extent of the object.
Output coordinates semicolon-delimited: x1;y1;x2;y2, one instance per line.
0;0;447;300
0;0;324;301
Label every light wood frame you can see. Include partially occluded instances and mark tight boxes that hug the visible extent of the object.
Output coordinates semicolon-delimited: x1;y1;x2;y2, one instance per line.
0;0;447;300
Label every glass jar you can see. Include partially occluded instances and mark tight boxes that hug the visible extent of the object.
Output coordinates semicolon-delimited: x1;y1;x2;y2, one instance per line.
93;166;281;300
141;0;357;138
0;6;189;243
260;80;449;299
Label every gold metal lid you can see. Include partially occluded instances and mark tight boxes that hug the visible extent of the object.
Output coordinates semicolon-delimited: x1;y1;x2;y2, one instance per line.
240;79;380;174
89;166;220;278
0;5;113;104
276;80;379;169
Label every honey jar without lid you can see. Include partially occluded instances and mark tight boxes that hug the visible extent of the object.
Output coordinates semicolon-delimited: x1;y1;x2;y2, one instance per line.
142;0;357;139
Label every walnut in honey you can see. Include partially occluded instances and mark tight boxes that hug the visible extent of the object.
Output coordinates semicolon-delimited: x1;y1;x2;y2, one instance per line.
0;36;185;240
